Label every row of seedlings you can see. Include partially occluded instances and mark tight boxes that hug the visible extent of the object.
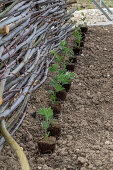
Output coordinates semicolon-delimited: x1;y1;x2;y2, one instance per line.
37;25;88;154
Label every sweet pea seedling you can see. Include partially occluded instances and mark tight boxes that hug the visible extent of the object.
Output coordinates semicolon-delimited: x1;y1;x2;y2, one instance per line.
49;90;56;105
38;107;54;139
74;27;82;48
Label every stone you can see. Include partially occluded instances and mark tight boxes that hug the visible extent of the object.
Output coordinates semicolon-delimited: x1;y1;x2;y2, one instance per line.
38;158;45;164
81;167;87;170
42;164;53;170
105;140;112;145
77;157;88;164
67;135;73;140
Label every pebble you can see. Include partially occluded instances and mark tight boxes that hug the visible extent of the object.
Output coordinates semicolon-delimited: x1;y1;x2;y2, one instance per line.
77;157;88;164
38;158;45;164
105;141;112;145
66;135;73;140
81;167;87;170
96;160;102;166
42;165;53;170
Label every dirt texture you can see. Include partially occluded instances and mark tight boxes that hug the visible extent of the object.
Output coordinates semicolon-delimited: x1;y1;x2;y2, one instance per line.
0;26;113;170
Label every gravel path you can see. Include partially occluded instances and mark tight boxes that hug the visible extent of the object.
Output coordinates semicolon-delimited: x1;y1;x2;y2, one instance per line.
71;8;113;26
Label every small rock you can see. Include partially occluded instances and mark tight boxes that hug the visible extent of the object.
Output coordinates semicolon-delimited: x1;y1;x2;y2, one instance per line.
108;145;113;150
60;148;68;156
38;158;45;164
42;165;53;170
77;157;88;164
88;164;94;169
105;140;112;145
67;135;73;140
111;158;113;163
104;122;111;130
57;139;62;145
28;141;35;149
81;167;87;170
96;160;102;166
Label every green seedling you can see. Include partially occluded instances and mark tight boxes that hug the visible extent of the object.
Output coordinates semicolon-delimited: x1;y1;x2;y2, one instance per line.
60;40;75;68
49;50;63;73
49;63;58;73
52;50;63;64
74;27;82;48
38;107;54;139
50;77;65;92
60;41;74;60
50;71;75;91
49;90;56;105
57;72;75;85
55;55;63;63
81;12;86;25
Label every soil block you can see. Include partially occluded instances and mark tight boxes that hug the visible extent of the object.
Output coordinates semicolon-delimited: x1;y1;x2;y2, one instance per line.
80;41;84;47
80;26;88;34
69;57;77;64
62;82;71;92
81;33;85;41
47;123;61;139
66;63;75;72
38;136;56;154
56;90;67;101
73;47;82;56
51;103;62;118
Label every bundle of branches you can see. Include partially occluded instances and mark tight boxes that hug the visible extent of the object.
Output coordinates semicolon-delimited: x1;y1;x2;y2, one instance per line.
0;0;76;150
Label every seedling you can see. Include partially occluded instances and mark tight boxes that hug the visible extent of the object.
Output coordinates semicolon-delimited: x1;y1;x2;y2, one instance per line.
57;72;75;85
38;107;54;139
49;90;56;105
50;71;75;89
52;50;63;64
50;77;65;92
49;63;58;73
81;12;86;25
60;40;74;61
74;27;82;48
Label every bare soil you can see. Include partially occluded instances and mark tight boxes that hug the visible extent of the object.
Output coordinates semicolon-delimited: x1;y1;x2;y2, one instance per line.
0;26;113;170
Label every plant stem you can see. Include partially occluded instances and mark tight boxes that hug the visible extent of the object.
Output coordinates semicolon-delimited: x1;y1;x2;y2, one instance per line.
0;118;31;170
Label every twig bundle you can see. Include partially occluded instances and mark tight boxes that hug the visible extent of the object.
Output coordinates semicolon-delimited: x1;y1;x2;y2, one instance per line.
0;0;75;150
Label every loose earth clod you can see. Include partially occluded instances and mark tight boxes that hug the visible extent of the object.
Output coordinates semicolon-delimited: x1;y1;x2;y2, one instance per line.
73;47;82;55
38;136;56;154
47;123;61;139
66;63;75;72
62;82;71;92
69;57;77;64
51;103;62;118
56;90;67;101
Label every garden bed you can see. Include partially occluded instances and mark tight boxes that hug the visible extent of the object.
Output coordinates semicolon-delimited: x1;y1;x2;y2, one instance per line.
0;25;113;170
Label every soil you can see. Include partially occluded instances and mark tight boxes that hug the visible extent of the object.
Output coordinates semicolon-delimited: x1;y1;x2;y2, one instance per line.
38;136;56;155
0;25;113;170
51;103;62;118
56;90;67;101
47;123;61;139
62;83;71;92
66;63;75;72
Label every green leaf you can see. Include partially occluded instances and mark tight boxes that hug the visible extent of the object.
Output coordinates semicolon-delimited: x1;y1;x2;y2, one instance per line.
49;64;58;72
55;84;65;92
38;108;47;116
42;121;49;130
47;107;53;119
45;131;50;139
55;56;63;63
50;78;57;87
52;50;57;56
49;90;55;95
